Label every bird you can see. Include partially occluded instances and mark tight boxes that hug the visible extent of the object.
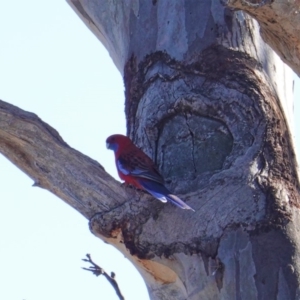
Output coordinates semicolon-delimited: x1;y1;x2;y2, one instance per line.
106;134;195;211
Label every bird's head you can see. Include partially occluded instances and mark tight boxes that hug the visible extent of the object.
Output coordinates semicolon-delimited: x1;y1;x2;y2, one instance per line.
106;134;132;152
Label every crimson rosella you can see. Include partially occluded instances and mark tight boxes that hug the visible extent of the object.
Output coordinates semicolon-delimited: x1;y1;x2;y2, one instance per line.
106;134;195;211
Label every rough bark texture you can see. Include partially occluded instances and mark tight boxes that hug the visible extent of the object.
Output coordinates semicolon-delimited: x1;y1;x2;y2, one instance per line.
0;0;299;299
0;101;129;218
227;0;300;76
66;0;300;299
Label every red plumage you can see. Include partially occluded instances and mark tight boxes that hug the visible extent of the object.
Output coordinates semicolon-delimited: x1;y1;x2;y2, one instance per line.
106;134;194;211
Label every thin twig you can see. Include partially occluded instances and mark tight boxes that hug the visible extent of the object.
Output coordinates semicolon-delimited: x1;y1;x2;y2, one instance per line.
82;254;125;300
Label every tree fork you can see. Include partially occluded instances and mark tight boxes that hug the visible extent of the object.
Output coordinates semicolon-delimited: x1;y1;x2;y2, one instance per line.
89;44;300;298
0;0;297;298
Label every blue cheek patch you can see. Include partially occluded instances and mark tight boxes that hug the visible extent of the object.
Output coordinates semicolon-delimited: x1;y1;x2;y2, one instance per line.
109;143;119;151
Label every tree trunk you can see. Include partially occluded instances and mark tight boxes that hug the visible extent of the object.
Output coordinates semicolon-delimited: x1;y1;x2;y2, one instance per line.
0;0;299;299
67;0;300;299
227;0;300;77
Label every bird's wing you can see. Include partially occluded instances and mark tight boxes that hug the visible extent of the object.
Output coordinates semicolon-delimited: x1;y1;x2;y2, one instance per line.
117;152;164;184
117;159;130;175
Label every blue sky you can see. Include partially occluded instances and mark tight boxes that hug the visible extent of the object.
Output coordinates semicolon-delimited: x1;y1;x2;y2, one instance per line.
0;2;299;300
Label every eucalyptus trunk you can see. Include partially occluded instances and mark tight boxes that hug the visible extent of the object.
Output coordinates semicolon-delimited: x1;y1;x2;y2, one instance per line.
65;1;300;299
0;0;299;299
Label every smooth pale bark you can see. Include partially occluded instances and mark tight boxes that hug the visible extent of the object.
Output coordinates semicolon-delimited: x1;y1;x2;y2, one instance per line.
227;0;300;76
0;0;299;299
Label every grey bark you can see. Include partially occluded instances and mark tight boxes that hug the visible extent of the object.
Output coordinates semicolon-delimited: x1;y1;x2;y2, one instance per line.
0;0;299;299
226;0;300;76
66;0;300;299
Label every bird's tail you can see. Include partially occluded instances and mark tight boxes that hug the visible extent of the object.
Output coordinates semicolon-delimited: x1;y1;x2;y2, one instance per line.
137;179;195;211
165;193;195;212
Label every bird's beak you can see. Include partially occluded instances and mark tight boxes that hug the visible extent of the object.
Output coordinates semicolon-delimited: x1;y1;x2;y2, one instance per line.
106;142;110;149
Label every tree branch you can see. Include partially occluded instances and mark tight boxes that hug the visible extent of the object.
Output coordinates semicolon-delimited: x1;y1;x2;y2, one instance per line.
0;99;128;219
0;99;174;245
82;254;125;300
227;0;300;76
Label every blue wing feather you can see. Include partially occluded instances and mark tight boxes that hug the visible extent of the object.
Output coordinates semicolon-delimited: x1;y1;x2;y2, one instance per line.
117;157;164;184
117;159;130;175
117;153;195;211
